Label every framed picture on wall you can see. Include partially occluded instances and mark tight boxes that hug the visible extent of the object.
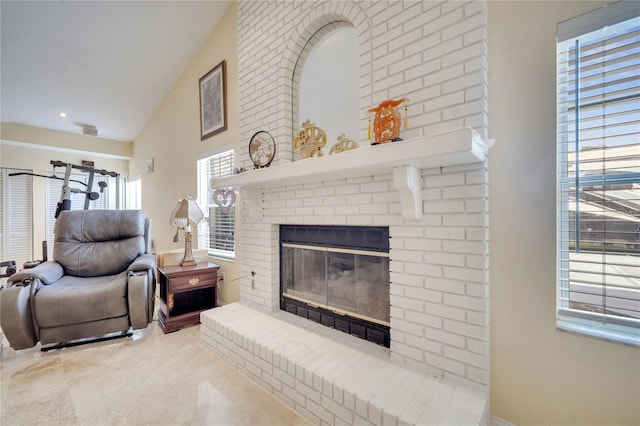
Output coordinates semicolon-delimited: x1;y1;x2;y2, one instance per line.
199;60;227;140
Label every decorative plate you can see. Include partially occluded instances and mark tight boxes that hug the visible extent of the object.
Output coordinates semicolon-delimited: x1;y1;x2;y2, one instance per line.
249;131;276;168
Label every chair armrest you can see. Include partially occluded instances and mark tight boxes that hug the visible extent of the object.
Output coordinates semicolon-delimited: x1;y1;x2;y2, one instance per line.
127;254;156;273
127;254;156;329
0;283;38;349
7;261;64;286
128;269;155;329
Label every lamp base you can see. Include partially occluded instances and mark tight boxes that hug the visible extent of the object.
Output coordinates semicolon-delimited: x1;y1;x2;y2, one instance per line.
180;259;197;267
180;232;198;267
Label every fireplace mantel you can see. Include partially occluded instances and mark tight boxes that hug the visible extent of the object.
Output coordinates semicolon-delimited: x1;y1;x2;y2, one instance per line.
211;127;487;220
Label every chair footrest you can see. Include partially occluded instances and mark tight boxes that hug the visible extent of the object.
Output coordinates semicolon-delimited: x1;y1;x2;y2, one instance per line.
41;331;132;352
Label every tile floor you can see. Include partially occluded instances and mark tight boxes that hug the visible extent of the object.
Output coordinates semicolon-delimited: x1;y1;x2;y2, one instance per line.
1;321;311;426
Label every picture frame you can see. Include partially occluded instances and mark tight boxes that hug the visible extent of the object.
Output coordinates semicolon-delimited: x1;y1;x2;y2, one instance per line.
199;60;227;140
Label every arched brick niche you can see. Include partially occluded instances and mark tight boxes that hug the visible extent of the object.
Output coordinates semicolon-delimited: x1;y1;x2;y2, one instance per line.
277;6;370;164
237;1;370;170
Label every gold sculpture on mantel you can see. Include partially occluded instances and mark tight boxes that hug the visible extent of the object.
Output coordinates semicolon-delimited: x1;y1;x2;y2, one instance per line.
293;119;327;159
368;98;409;145
329;134;359;155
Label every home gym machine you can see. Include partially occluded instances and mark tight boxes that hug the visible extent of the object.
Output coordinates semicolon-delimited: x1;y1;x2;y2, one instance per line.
4;161;121;271
9;160;121;218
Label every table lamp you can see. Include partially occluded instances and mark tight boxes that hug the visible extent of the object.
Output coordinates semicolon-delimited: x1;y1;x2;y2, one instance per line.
170;197;204;267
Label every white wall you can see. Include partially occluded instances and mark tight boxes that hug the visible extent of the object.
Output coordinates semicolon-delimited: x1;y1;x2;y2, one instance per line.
131;3;240;304
489;1;640;424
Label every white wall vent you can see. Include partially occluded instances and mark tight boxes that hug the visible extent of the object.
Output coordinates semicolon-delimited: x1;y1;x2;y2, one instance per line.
82;126;98;136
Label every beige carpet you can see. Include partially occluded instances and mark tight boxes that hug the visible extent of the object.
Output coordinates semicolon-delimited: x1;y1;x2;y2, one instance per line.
1;321;310;426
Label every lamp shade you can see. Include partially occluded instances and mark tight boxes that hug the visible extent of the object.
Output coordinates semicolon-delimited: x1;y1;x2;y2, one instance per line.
170;197;204;226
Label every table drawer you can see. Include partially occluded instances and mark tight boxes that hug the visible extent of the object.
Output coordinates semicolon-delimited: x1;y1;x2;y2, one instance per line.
169;273;216;293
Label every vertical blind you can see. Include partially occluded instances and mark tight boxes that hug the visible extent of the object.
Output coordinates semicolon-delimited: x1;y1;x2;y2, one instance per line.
556;1;640;345
197;149;235;257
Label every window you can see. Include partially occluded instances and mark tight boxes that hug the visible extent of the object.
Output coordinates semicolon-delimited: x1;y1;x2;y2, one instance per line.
126;177;142;210
556;2;640;346
197;148;235;258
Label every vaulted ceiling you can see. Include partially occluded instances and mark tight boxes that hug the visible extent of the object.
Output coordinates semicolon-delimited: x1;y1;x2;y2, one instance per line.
0;1;231;142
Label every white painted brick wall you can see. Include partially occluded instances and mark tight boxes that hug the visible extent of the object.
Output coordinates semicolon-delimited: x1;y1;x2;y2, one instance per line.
239;160;489;388
237;0;488;171
235;0;489;391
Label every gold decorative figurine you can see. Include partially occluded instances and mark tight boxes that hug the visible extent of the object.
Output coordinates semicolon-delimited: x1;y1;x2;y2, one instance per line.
329;134;359;155
367;98;409;145
293;119;327;159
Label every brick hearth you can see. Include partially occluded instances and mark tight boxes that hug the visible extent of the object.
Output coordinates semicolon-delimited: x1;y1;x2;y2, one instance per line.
201;304;489;426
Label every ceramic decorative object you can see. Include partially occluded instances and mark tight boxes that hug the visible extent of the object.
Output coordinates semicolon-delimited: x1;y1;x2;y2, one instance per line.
367;98;409;145
329;134;359;155
293;119;327;159
249;131;276;169
212;189;236;211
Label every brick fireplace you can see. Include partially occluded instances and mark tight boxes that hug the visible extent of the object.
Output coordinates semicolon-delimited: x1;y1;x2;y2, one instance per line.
229;140;489;386
201;1;490;424
201;141;490;423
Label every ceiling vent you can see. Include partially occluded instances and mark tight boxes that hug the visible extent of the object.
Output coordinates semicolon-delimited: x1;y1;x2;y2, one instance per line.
82;126;98;137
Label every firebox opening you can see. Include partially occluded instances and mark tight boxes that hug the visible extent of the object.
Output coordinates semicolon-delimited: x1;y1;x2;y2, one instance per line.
280;225;390;347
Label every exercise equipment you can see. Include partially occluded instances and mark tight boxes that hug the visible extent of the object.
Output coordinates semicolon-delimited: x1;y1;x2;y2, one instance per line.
0;261;17;278
9;160;120;217
4;161;121;274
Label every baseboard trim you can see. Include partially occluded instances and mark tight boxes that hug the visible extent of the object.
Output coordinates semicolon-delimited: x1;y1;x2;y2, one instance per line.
491;415;515;426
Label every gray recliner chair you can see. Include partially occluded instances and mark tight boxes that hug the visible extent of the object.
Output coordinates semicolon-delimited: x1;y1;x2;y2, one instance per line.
0;209;156;350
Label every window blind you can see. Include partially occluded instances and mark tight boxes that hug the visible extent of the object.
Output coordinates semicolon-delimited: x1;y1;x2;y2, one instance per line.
197;149;235;257
556;2;640;345
0;168;33;267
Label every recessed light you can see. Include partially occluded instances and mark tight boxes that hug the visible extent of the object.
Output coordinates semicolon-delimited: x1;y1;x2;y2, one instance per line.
58;112;67;118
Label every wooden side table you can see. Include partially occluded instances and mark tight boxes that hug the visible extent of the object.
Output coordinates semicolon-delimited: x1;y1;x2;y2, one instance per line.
157;262;219;333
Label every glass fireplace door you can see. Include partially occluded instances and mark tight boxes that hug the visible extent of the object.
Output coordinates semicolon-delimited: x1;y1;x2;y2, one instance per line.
282;243;390;325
